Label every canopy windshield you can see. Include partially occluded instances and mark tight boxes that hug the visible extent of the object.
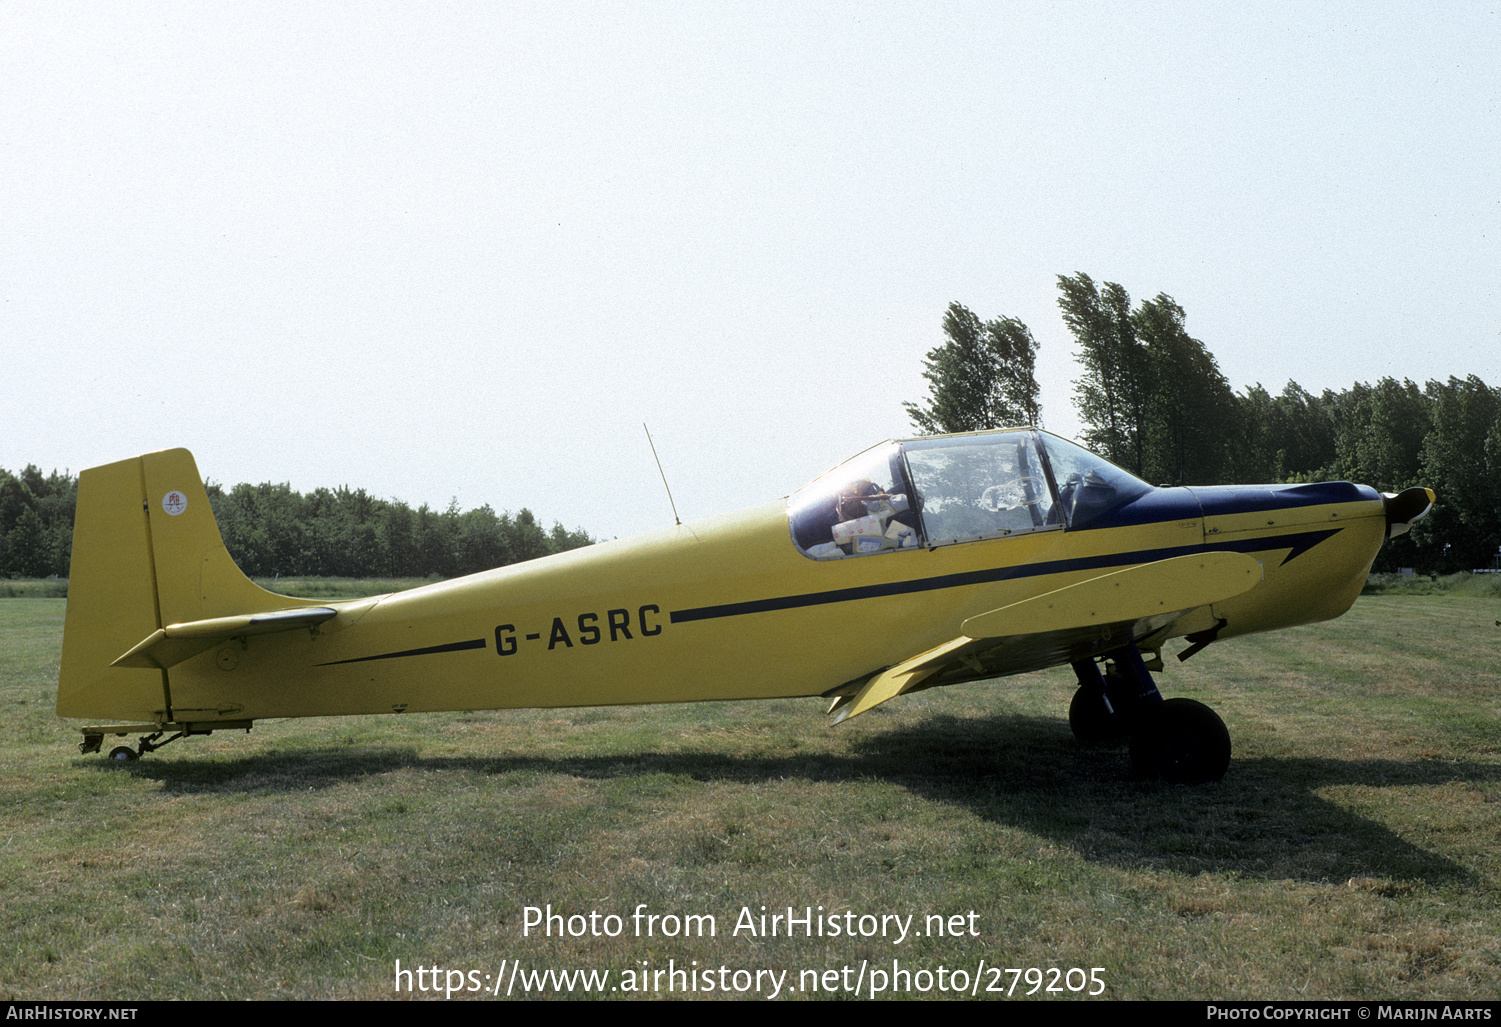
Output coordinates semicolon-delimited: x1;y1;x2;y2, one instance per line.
1036;431;1153;529
788;441;918;560
788;430;1153;559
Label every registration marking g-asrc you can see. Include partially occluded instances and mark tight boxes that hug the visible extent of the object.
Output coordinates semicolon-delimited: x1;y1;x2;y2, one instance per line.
495;605;663;656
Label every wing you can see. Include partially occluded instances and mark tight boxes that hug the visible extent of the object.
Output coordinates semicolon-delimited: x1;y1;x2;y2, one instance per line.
827;551;1263;723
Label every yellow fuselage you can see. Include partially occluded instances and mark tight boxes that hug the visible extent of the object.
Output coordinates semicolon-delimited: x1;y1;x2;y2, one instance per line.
56;442;1396;733
161;488;1386;725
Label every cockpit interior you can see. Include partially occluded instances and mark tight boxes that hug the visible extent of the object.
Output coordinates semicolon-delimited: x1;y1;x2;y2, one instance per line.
787;430;1153;559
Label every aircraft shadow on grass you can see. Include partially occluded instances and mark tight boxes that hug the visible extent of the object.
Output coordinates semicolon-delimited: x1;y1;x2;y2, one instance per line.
102;711;1489;887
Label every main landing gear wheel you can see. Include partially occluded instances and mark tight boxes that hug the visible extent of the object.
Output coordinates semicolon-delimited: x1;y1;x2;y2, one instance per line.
1068;686;1125;747
108;745;139;762
1129;698;1231;784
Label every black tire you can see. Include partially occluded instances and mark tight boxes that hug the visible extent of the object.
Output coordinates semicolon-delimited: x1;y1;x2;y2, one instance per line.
1129;698;1230;783
109;745;138;761
1069;686;1125;746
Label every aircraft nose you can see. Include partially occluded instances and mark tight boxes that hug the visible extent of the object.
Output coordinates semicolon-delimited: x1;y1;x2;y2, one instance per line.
1382;487;1436;539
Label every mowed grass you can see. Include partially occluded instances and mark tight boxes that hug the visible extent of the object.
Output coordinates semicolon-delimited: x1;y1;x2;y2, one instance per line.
2;596;1498;1000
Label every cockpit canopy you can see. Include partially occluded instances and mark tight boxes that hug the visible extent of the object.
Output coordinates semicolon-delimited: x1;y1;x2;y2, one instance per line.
788;429;1152;560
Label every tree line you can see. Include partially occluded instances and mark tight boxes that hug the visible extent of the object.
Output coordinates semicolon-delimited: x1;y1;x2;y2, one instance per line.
8;274;1496;578
0;467;594;580
907;273;1500;573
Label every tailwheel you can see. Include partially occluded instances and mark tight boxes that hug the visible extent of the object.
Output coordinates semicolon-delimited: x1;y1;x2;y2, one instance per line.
1129;698;1231;784
102;729;183;761
1068;685;1125;746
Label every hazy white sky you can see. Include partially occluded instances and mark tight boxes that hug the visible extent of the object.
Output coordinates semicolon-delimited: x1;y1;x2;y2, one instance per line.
4;2;1497;539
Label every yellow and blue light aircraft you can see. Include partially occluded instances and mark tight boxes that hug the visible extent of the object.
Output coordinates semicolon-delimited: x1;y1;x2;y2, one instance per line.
57;429;1433;782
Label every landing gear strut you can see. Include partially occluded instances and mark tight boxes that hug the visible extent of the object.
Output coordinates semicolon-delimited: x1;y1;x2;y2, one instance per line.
1068;685;1124;746
1070;645;1231;783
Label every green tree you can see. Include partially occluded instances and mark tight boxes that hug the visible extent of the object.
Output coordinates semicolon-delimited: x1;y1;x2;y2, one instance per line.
378;501;418;576
1229;384;1278;482
212;482;309;577
1265;382;1338;480
1;458;591;580
1132;293;1236;485
548;522;594;554
304;486;383;577
0;471;30;538
412;503;456;579
504;509;552;564
904;301;1041;435
7;507;52;578
1058;274;1148;472
455;504;510;576
0;467;75;576
1414;375;1500;571
1330;378;1429;492
1061;276;1236;484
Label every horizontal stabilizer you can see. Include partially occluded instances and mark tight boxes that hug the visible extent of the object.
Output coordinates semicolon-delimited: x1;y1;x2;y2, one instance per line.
830;552;1263;724
113;607;338;670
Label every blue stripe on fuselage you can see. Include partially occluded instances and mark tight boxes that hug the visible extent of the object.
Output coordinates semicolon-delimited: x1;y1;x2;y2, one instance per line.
668;527;1342;625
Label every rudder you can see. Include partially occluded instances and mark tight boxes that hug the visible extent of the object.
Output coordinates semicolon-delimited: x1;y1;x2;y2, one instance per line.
57;449;301;723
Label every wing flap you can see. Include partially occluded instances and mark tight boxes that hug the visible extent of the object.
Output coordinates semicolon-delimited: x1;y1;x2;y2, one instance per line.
830;552;1262;723
828;634;982;724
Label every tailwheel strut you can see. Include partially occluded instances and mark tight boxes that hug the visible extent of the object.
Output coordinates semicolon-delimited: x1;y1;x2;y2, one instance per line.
108;729;188;762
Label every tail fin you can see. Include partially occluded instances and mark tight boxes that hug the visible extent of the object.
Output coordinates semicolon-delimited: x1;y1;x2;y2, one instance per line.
57;448;310;723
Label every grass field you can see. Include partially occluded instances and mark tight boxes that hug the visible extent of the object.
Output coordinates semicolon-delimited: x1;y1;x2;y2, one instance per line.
2;595;1497;1000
